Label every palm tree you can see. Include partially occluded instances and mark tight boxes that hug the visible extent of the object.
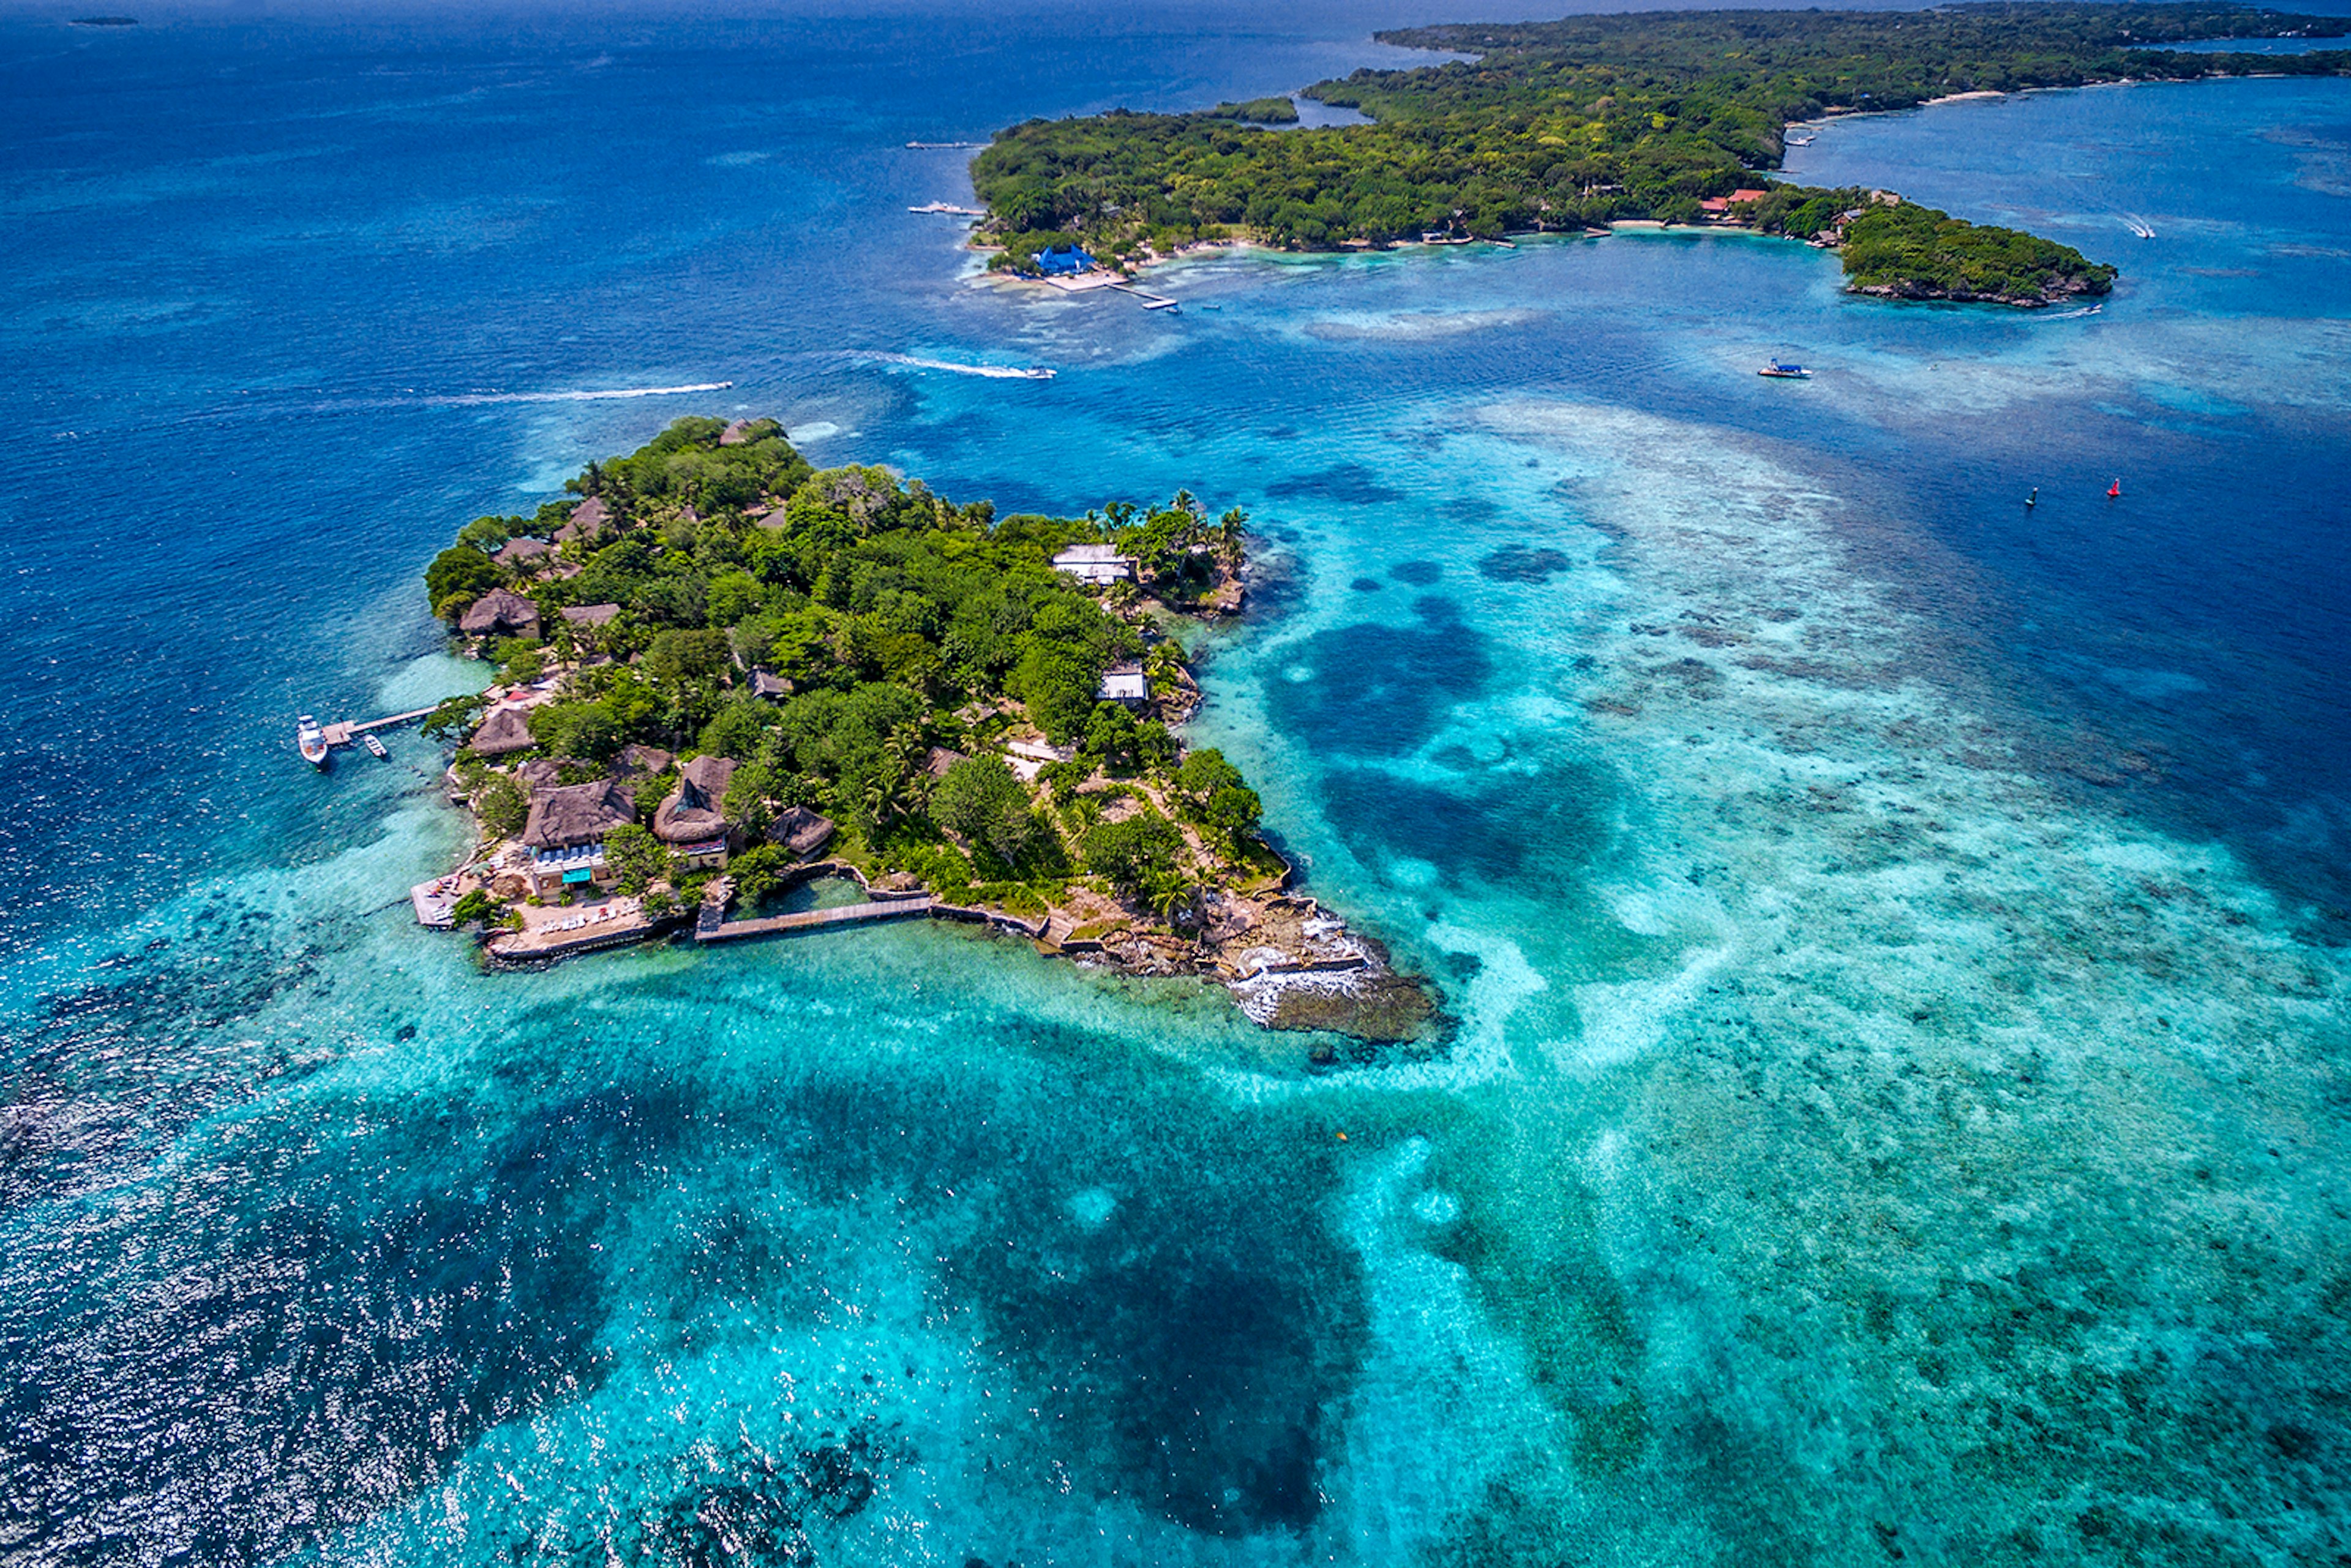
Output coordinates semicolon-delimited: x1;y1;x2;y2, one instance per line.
1144;639;1187;691
1216;507;1248;567
1149;873;1201;932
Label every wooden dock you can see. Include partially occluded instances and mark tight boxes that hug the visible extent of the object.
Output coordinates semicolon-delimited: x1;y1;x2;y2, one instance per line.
1106;282;1180;312
696;896;936;943
321;704;444;749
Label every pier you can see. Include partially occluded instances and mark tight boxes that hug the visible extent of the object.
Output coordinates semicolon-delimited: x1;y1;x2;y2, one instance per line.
318;704;444;749
1106;281;1181;312
697;896;936;942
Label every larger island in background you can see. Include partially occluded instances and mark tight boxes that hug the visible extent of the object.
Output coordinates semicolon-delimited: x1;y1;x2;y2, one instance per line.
414;418;1434;1048
972;2;2351;306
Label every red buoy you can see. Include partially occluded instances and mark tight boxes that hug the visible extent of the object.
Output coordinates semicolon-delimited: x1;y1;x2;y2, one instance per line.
2107;478;2122;499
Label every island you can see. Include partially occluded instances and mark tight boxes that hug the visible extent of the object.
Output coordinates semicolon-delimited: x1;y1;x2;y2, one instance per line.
971;2;2351;306
413;416;1434;1046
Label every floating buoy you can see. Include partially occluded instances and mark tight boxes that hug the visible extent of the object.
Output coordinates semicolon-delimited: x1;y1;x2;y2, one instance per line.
2108;478;2122;499
2026;487;2039;509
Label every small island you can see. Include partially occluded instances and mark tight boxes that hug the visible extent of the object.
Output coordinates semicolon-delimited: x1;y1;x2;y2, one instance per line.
413;417;1434;1045
972;2;2350;306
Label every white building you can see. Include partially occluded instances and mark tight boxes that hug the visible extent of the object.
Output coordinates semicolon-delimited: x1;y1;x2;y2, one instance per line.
1051;543;1136;586
1098;668;1150;707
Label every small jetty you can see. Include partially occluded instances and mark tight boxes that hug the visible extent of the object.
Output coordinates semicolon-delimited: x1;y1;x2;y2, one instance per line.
1106;281;1181;312
298;702;446;763
697;896;936;942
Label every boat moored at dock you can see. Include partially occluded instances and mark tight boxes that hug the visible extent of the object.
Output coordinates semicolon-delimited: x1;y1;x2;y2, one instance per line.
297;714;329;767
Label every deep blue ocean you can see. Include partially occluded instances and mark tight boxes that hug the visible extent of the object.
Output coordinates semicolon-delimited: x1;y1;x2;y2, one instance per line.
4;4;2350;1563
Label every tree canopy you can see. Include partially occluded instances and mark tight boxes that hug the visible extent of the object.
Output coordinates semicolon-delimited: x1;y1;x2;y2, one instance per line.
971;3;2348;298
424;417;1273;918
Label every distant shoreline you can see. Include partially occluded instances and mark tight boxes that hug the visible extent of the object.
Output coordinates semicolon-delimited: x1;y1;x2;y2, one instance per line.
974;67;2278;309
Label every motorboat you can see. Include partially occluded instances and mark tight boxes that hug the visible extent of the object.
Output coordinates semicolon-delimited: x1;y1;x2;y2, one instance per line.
298;714;329;767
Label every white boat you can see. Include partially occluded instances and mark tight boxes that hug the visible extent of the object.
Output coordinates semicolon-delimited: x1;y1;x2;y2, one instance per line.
297;714;329;767
362;732;389;759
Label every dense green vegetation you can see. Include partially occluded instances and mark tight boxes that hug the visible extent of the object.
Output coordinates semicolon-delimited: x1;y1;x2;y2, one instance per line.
973;2;2348;299
427;416;1270;918
1205;96;1301;124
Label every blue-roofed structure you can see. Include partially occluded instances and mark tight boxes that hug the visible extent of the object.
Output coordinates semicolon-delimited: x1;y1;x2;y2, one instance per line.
1033;244;1096;277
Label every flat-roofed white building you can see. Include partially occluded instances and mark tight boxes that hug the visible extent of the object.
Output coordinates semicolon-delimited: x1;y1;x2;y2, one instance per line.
1098;667;1150;707
1051;543;1136;586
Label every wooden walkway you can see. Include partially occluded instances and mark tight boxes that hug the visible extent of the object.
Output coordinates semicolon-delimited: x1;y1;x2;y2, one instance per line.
321;704;444;748
1106;281;1180;311
696;896;936;943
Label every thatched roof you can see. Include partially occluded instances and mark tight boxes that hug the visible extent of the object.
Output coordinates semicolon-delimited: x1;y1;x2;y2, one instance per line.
560;602;621;626
458;587;541;639
924;746;967;779
468;705;537;757
718;419;777;448
610;743;673;781
749;668;789;700
553;495;609;543
493;537;550;566
773;805;837;860
653;754;737;844
522;779;636;849
752;501;792;530
516;757;582;792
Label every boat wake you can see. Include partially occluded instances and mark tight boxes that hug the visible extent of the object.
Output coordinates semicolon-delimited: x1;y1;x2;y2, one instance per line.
847;352;1054;380
2044;304;2104;320
429;381;736;405
2120;214;2156;238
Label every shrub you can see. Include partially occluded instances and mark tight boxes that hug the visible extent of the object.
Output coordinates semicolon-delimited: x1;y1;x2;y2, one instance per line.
473;771;528;838
933;754;1039;868
1082;812;1181;895
602;822;678;895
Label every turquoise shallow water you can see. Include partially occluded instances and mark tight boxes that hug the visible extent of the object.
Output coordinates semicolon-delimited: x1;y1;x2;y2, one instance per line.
4;7;2351;1564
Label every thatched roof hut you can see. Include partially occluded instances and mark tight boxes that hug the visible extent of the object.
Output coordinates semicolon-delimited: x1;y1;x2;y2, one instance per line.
653;754;736;844
522;779;636;850
516;757;583;792
773;805;836;860
458;587;541;640
748;668;789;701
924;746;967;779
560;602;621;627
468;705;537;757
752;501;792;530
610;743;673;781
554;495;609;543
493;537;550;567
